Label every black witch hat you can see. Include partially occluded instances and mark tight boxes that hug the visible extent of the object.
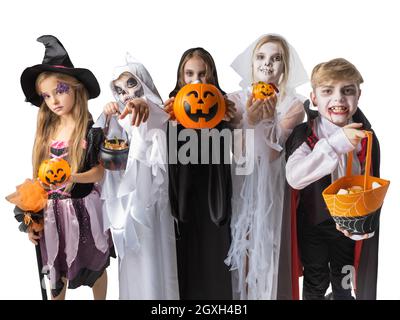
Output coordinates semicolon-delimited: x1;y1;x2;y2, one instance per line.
20;35;100;107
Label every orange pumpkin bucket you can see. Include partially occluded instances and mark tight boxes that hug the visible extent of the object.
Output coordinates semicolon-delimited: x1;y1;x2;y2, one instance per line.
252;81;279;100
322;131;390;234
38;158;71;187
173;83;226;129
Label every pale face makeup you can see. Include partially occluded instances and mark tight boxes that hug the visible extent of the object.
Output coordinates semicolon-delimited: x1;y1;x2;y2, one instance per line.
252;42;284;85
113;73;144;105
311;80;361;127
183;57;207;84
39;76;75;116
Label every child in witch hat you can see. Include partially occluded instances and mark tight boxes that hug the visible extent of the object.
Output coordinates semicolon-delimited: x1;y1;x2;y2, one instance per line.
20;35;114;300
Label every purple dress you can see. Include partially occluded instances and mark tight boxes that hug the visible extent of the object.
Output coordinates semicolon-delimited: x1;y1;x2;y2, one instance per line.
39;125;114;297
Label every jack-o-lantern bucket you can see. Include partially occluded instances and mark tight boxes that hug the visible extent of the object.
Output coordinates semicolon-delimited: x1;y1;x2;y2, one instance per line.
322;131;390;235
252;81;279;100
173;83;226;129
38;158;71;187
99;115;129;171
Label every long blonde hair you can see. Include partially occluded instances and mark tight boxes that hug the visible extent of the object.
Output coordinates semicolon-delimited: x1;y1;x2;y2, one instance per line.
252;35;290;98
32;72;91;180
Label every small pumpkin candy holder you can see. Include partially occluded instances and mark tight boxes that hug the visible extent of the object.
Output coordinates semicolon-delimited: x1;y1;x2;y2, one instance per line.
252;81;279;100
173;83;226;129
99;114;130;171
322;131;390;235
38;158;71;187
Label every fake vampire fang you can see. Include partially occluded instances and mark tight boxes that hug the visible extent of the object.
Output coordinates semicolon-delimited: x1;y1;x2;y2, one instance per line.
328;106;349;114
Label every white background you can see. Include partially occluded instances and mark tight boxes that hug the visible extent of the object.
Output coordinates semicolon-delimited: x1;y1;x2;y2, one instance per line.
0;0;399;299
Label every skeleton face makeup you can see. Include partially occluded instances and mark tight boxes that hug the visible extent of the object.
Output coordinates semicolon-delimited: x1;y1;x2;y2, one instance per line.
311;80;360;127
113;72;144;105
252;42;284;85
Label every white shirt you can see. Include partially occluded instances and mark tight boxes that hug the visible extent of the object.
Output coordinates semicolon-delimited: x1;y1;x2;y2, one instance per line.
286;116;362;190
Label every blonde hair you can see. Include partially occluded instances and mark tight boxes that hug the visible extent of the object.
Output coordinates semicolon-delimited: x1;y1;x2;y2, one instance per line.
252;35;290;98
32;72;91;182
311;58;364;89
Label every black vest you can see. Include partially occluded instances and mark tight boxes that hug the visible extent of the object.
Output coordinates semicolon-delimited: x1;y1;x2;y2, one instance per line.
285;105;378;226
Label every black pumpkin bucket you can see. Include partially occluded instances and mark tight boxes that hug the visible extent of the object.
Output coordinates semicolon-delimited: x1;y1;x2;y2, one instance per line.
99;115;130;171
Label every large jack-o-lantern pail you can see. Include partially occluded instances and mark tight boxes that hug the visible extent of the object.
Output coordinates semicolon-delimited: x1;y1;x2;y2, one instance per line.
173;83;226;129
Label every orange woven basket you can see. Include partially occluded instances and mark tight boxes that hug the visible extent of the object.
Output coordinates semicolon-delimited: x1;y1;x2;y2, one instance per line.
322;131;390;234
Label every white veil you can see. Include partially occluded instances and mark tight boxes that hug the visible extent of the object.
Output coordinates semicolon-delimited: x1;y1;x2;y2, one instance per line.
231;33;308;92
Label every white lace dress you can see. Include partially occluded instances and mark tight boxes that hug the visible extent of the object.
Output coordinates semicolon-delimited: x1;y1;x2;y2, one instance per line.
226;87;305;299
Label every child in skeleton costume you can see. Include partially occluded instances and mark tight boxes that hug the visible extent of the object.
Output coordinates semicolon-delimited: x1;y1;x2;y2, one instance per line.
20;35;114;299
285;58;380;300
225;34;308;300
95;54;179;300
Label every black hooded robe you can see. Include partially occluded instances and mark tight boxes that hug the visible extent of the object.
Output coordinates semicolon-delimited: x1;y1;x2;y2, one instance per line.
168;121;233;299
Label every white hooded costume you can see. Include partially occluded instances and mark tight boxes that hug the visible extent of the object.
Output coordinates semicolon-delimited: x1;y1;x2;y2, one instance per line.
225;35;308;300
95;54;179;299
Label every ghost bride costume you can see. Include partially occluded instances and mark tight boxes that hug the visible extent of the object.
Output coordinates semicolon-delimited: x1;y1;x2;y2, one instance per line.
225;35;308;300
95;54;179;299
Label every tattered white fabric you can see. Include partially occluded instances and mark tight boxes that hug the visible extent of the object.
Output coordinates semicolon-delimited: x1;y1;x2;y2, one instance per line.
95;53;179;300
225;34;308;300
